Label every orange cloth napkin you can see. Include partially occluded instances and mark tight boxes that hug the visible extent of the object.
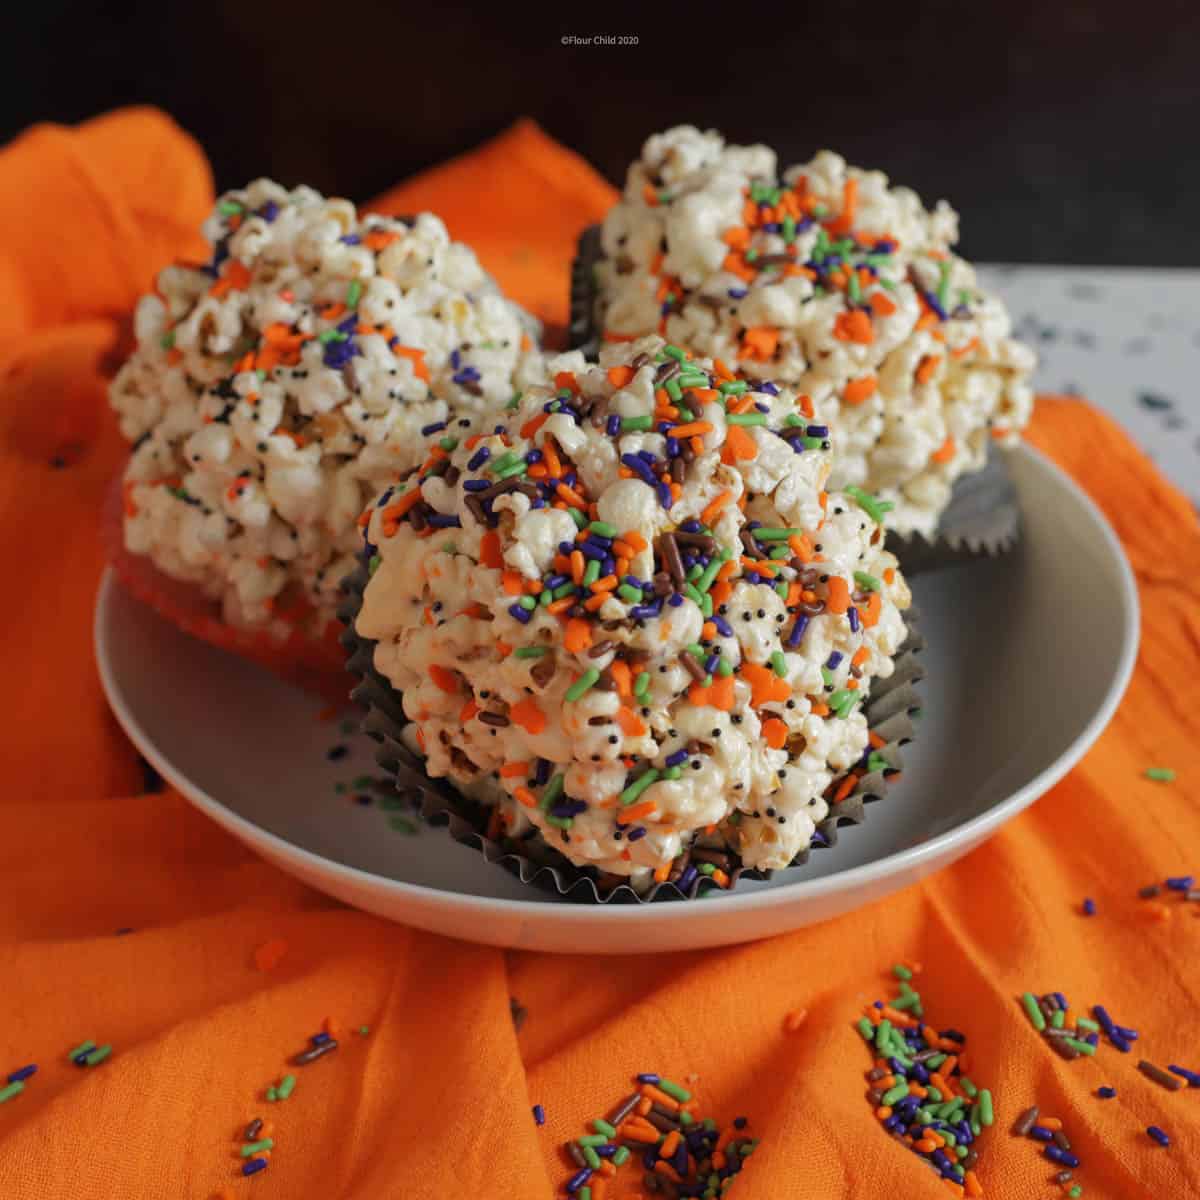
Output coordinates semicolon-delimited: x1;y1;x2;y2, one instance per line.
0;110;1197;1200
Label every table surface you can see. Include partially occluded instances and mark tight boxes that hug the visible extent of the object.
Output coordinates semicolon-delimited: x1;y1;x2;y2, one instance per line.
979;265;1199;510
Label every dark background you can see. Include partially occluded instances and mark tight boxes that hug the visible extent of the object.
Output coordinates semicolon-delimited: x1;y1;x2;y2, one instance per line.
5;1;1199;265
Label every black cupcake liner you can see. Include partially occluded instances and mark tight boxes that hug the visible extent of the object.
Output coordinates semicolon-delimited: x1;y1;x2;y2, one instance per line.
339;559;924;904
569;221;1022;576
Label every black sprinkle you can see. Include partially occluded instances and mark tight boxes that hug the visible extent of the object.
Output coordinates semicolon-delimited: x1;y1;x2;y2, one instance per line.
1137;391;1173;411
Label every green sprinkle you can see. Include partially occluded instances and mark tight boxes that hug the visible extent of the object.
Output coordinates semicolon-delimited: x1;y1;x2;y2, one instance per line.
218;200;243;216
698;862;716;876
84;1045;112;1067
978;1089;994;1127
678;372;710;390
1020;992;1046;1031
937;259;953;315
663;344;688;362
1075;1016;1100;1032
266;1088;278;1103
388;815;418;834
494;461;529;480
695;557;723;594
828;690;860;718
241;1139;275;1157
0;1082;25;1104
718;380;748;396
506;392;522;411
553;582;576;600
892;964;912;981
490;452;521;473
438;437;459;453
678;1110;693;1127
1145;767;1175;782
514;645;548;659
770;651;788;677
539;775;565;812
619;769;660;806
1051;1008;1065;1029
662;766;682;781
589;520;618;538
618;584;642;603
657;1078;691;1103
844;485;894;524
67;1041;96;1060
926;1087;942;1103
518;595;537;611
717;659;733;677
683;582;704;606
802;435;826;450
754;527;802;541
1063;1037;1096;1056
857;1017;875;1040
583;559;601;587
847;271;862;305
878;276;897;292
316;329;343;344
634;671;651;699
579;1188;592;1200
568;507;588;529
1068;1188;1082;1198
276;1073;296;1099
700;592;713;617
578;1134;608;1147
853;571;881;592
924;1052;947;1070
621;415;654;432
441;541;457;555
346;280;362;308
725;412;766;426
612;1146;631;1166
159;330;176;350
565;669;601;701
782;215;796;243
544;814;573;830
958;1076;978;1098
582;1145;601;1170
881;1082;909;1106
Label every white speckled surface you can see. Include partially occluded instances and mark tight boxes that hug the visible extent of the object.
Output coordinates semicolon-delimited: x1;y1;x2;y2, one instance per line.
978;265;1199;509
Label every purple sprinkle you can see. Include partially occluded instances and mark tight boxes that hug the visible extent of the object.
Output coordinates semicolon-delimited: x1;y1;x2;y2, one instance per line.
595;1145;615;1159
579;541;606;562
760;381;780;396
1085;1032;1099;1045
1147;1125;1170;1147
678;865;698;891
338;232;360;244
621;454;657;485
1082;897;1096;915
532;1104;545;1125
665;436;681;456
630;603;661;620
450;349;461;369
1097;1085;1117;1098
848;607;860;632
667;593;684;607
420;421;447;436
551;801;588;818
908;1062;929;1085
1114;1024;1139;1041
463;479;490;492
627;826;648;841
337;313;358;334
728;287;748;299
259;201;280;222
566;1168;593;1192
606;414;621;437
545;574;569;590
6;1065;36;1083
703;654;720;674
1029;1126;1053;1142
530;498;545;509
467;447;490;470
452;367;481;385
1044;1146;1080;1168
666;749;688;767
624;575;646;589
672;1141;688;1174
787;615;810;647
508;603;532;624
558;541;575;556
323;342;357;368
920;288;948;321
425;514;461;529
525;449;543;465
657;482;673;509
806;425;829;437
1166;875;1194;891
826;651;844;669
712;615;733;637
1110;1033;1132;1053
754;402;770;414
637;449;657;464
311;1032;332;1046
242;1159;269;1177
1168;1065;1200;1086
636;1073;660;1084
533;759;551;785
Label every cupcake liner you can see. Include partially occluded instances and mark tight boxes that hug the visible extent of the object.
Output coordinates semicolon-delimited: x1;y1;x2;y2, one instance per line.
102;471;352;702
569;221;1022;574
340;557;924;904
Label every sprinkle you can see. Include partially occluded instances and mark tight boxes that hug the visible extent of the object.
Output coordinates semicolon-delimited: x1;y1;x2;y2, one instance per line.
1082;897;1096;916
656;1078;691;1103
67;1041;96;1061
6;1065;36;1084
1020;992;1047;1031
1096;1086;1116;1098
0;1082;25;1104
83;1045;112;1067
242;1159;269;1177
1137;1059;1184;1091
1044;1146;1080;1168
1167;1064;1200;1087
1144;767;1175;782
1147;1125;1171;1147
276;1073;297;1098
1011;1106;1039;1136
533;1104;545;1125
241;1139;274;1158
292;1037;339;1065
565;669;601;701
843;485;893;524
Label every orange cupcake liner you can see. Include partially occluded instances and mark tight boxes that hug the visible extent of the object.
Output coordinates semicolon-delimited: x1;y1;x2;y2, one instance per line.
102;468;353;704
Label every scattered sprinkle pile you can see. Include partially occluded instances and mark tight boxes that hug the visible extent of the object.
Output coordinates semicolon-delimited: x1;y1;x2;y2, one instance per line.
555;1073;756;1198
1010;1106;1084;1190
1017;992;1103;1059
857;964;991;1196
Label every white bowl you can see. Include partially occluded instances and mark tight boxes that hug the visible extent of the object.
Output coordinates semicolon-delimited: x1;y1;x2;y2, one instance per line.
95;443;1137;953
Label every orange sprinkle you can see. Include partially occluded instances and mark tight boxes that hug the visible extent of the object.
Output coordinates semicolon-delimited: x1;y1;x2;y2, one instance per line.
915;354;942;385
502;571;525;596
520;411;549;439
514;787;538;808
669;421;713;439
832;774;858;804
869;292;898;317
499;761;530;778
688;673;735;712
963;1171;983;1197
843;375;878;405
607;365;635;388
556;482;589;509
546;597;575;616
509;699;546;735
825;176;859;236
739;326;779;361
1040;1117;1063;1131
700;490;733;527
563;618;592;654
554;370;579;394
833;309;874;344
721;425;758;462
825;576;851;614
590;575;619;593
741;661;791;707
393;346;429;382
479;531;503;569
931;436;956;464
459;701;478;723
861;592;883;628
428;665;459;693
583;594;607;612
615;707;647;737
253;939;288;972
660;1131;681;1159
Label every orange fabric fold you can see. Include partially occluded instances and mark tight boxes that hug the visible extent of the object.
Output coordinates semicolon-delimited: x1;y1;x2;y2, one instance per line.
0;110;1196;1200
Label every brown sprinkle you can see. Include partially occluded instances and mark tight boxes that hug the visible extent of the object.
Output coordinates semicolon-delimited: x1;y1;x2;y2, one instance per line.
1138;1059;1184;1090
1011;1106;1039;1137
